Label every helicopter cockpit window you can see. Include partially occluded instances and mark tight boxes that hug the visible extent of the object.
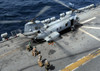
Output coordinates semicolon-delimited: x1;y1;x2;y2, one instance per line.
25;24;37;32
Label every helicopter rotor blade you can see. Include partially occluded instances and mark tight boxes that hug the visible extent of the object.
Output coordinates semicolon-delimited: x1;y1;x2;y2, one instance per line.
0;6;51;24
54;0;75;11
0;20;25;24
30;6;51;22
35;6;51;18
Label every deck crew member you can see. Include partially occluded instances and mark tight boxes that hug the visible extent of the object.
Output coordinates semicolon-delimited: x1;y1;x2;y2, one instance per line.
26;42;32;51
38;54;42;60
44;60;50;71
32;47;39;56
38;59;43;67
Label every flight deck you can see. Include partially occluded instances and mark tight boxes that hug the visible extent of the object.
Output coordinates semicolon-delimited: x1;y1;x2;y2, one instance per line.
0;5;100;71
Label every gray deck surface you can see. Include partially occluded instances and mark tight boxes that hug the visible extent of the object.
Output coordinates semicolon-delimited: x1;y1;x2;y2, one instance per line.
0;6;100;71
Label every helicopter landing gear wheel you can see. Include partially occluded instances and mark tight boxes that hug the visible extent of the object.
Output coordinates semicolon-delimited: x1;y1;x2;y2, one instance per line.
71;26;75;31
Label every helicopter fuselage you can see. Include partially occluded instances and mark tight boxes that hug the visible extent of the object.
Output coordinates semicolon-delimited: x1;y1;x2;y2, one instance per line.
34;12;79;42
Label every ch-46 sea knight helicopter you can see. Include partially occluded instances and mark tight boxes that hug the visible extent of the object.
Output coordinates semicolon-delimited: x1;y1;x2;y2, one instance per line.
0;0;95;43
23;0;80;43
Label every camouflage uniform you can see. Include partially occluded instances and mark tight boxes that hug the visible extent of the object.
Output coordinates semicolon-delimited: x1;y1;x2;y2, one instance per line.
38;59;43;67
32;47;39;56
26;42;32;51
44;60;50;71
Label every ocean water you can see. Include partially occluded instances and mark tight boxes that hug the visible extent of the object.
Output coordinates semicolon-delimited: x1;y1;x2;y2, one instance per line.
0;0;100;39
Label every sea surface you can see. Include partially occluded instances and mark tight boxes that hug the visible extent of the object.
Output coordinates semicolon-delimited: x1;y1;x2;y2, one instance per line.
0;0;100;40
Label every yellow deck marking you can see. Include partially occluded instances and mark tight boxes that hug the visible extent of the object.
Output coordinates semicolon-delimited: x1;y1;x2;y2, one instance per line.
61;28;100;71
81;17;96;24
61;49;100;71
82;26;100;30
79;28;100;41
0;48;20;59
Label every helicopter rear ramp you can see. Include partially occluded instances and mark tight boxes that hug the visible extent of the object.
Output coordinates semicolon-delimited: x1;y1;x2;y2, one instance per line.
0;6;100;71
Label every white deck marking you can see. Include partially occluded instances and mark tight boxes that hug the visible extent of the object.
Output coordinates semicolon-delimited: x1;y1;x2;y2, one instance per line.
82;26;100;30
81;17;96;24
79;28;100;41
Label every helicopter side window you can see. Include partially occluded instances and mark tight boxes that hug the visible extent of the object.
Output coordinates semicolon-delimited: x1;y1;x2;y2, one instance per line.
35;27;38;30
57;28;59;31
47;26;49;28
65;23;68;27
29;29;32;32
49;36;51;38
60;27;62;29
50;31;52;33
38;30;41;33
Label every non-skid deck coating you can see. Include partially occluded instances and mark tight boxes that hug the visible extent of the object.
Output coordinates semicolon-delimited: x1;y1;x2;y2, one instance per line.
0;6;100;71
61;49;100;71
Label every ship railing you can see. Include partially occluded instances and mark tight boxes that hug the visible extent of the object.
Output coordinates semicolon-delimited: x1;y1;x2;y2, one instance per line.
11;29;22;37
